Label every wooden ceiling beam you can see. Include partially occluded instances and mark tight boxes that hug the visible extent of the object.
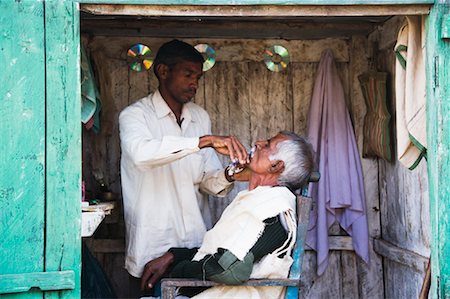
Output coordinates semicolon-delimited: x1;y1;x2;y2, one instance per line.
81;18;378;39
80;4;431;17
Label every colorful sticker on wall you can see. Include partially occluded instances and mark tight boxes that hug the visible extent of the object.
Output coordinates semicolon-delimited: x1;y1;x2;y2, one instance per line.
264;45;290;72
194;44;216;71
127;43;153;72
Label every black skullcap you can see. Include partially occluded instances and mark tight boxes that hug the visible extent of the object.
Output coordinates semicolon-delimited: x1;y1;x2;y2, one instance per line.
153;39;204;79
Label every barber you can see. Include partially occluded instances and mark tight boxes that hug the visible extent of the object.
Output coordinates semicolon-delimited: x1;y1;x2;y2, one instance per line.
119;39;248;298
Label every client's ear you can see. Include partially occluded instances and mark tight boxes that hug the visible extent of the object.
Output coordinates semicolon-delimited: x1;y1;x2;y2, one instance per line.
270;160;285;174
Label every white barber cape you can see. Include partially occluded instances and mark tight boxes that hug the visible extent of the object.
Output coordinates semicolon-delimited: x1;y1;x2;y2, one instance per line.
119;90;233;277
193;186;297;299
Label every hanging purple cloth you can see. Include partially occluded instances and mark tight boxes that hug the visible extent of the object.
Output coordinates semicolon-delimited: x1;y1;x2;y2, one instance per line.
306;49;369;275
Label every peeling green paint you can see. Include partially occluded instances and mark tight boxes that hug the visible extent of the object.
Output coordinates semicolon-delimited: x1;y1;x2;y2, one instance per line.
426;3;450;299
0;2;46;299
44;1;81;299
0;1;80;298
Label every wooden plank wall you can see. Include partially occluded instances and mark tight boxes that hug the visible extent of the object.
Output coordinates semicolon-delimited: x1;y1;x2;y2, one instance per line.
80;31;433;298
368;16;431;299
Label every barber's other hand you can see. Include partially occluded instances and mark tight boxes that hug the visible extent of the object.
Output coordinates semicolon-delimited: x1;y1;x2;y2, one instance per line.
233;167;251;181
199;135;248;164
140;252;174;292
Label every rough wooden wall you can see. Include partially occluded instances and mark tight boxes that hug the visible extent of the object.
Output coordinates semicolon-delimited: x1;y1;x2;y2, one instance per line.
82;35;388;298
368;16;430;299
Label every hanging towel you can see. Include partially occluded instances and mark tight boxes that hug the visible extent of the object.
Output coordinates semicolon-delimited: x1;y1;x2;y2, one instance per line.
394;16;427;170
81;45;102;132
306;49;369;275
84;95;102;133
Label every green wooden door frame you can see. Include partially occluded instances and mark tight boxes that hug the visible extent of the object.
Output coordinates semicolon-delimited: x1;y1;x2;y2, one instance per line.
44;1;81;298
426;2;450;299
0;1;80;298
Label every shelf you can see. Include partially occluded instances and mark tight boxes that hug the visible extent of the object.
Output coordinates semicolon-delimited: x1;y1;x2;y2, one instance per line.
81;201;116;237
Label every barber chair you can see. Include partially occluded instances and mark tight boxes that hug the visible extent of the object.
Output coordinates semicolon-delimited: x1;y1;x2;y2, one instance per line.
161;172;320;299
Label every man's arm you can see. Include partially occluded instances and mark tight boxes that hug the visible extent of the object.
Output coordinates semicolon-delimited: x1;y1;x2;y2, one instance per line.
197;120;249;196
140;248;198;292
197;147;234;197
198;135;248;165
170;216;288;283
119;107;201;169
120;106;248;170
140;216;288;293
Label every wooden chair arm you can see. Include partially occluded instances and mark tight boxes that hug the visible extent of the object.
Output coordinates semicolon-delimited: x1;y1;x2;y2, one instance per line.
161;278;300;288
161;278;302;299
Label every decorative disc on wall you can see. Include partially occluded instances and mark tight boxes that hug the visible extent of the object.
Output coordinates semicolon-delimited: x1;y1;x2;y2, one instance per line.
127;43;153;72
263;45;290;72
194;44;216;71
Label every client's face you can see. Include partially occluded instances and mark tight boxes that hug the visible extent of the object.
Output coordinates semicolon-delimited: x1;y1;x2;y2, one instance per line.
249;133;288;174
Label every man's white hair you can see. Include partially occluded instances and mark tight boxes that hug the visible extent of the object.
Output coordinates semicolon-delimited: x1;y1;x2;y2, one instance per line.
269;131;315;191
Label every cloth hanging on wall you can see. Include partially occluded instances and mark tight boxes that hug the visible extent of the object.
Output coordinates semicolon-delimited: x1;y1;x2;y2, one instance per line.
359;72;392;162
306;49;369;276
394;16;427;170
81;44;102;133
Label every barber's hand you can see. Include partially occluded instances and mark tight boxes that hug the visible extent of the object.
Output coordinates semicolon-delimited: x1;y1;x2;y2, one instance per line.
199;135;248;164
140;252;174;292
233;167;251;181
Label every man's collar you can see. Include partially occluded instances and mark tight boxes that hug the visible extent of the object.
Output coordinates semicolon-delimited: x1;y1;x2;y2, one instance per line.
152;89;172;119
152;89;196;123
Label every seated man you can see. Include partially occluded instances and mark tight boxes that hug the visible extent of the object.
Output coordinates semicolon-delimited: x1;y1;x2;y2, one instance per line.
141;131;315;298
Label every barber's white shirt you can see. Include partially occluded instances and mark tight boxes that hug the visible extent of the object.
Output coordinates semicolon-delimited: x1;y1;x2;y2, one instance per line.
119;90;233;277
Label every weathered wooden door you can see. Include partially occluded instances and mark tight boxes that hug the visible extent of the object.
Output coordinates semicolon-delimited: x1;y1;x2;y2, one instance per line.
0;1;81;298
426;2;450;298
